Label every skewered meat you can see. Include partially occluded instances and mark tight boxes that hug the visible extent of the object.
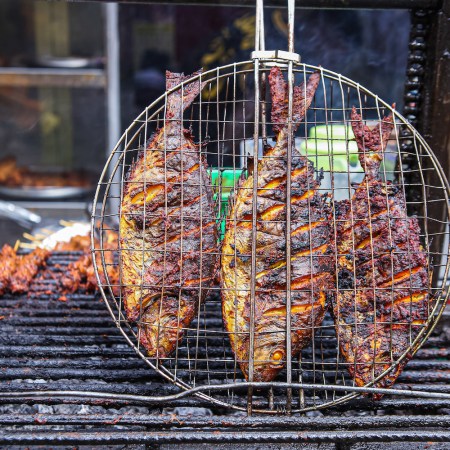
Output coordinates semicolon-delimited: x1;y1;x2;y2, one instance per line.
59;231;119;296
0;231;118;298
10;248;49;294
55;234;91;252
60;253;93;293
120;70;217;359
221;67;333;382
0;246;48;295
0;245;18;295
333;107;430;397
60;253;104;294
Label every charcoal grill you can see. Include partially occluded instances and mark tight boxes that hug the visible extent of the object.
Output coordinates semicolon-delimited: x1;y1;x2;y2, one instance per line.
0;0;449;446
90;0;450;415
1;252;450;446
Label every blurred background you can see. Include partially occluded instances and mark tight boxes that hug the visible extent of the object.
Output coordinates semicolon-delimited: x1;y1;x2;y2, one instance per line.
0;1;411;244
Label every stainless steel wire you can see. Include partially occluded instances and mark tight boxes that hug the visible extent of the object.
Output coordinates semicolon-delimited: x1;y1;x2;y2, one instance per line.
91;60;450;415
91;0;449;418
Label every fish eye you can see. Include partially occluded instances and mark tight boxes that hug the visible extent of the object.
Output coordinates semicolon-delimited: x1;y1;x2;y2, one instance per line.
272;350;284;361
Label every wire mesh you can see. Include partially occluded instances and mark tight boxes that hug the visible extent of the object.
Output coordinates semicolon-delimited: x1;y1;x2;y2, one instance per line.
92;60;450;414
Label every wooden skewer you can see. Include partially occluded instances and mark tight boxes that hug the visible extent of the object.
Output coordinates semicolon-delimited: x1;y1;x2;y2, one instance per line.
19;242;37;249
32;233;48;240
23;232;41;242
60;220;75;227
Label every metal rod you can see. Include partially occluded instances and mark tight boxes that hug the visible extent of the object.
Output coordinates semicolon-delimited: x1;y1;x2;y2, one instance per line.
287;0;295;54
255;0;264;52
71;0;442;9
284;0;296;415
3;430;450;446
3;382;450;403
285;59;294;415
247;58;261;416
0;68;106;88
3;414;450;429
104;3;121;218
89;55;450;416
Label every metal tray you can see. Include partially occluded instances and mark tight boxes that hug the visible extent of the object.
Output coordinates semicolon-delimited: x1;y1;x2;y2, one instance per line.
0;186;92;200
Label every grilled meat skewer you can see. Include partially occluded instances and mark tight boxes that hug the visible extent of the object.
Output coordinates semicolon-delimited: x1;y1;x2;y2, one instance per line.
59;231;119;296
120;70;217;359
333;107;430;397
0;245;18;295
10;248;49;294
221;67;333;382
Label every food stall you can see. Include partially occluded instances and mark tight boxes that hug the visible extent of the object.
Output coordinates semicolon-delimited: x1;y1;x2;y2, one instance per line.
0;0;449;447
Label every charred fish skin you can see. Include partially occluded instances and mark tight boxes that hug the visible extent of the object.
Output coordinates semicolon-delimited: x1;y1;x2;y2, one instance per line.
333;107;430;397
120;70;217;359
222;67;334;382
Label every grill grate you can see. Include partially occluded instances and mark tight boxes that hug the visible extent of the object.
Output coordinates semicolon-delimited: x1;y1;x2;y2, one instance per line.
87;0;450;415
0;252;450;445
92;56;450;413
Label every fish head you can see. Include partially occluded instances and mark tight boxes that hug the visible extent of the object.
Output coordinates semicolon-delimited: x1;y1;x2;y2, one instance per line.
241;329;287;382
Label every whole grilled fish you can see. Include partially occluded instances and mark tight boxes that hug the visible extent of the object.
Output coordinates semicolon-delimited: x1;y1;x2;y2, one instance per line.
333;107;430;397
221;67;334;382
120;70;217;359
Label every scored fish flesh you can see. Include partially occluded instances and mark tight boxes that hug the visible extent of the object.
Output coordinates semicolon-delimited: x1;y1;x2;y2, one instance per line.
221;67;334;382
333;107;431;397
120;70;217;359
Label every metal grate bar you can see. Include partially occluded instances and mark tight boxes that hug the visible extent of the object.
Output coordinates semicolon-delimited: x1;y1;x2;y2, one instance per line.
2;429;450;446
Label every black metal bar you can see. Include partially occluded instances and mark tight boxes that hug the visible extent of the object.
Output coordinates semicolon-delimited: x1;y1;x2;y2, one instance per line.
420;1;450;272
0;368;154;381
0;252;449;441
0;358;442;375
71;0;442;9
1;414;450;429
1;430;450;445
419;1;450;174
1;343;446;360
401;9;432;206
0;382;180;397
1;394;448;412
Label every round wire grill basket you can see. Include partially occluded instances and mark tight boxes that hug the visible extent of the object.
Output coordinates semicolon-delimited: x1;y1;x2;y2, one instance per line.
92;58;450;414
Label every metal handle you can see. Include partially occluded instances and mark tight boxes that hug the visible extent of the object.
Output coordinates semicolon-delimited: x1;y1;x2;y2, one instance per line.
287;0;295;54
255;0;265;52
252;0;300;62
0;201;41;229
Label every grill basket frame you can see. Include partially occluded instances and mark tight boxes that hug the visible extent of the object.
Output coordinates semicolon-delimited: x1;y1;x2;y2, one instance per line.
91;58;450;414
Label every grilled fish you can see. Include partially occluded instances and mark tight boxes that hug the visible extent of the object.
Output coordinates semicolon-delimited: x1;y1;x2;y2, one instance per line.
333;107;430;397
221;67;333;382
120;70;217;359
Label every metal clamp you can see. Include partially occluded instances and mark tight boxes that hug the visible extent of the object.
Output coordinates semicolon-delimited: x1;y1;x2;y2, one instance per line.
254;0;299;58
0;201;41;229
251;50;301;62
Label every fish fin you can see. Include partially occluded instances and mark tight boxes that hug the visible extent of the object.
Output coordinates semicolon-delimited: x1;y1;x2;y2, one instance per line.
165;69;206;120
269;66;288;134
269;67;320;134
351;106;395;178
292;71;320;126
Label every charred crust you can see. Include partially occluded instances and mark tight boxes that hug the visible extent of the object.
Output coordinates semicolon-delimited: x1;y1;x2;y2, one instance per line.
338;269;354;290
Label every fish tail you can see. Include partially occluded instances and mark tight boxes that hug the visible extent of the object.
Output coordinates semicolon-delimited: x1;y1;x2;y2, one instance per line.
165;69;205;120
292;71;320;127
351;106;395;178
269;67;320;134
